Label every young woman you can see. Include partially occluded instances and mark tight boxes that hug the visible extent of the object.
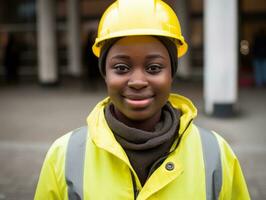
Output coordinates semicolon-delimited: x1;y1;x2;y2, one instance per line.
35;0;250;199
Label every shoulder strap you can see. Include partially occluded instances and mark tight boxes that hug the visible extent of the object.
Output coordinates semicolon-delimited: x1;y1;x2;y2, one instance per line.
197;126;222;200
65;126;88;200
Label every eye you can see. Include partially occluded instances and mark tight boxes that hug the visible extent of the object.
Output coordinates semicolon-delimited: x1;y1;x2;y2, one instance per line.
146;64;163;74
113;63;130;74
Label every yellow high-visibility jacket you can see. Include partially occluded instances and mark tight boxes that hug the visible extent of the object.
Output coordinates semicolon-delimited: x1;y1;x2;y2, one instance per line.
34;94;250;200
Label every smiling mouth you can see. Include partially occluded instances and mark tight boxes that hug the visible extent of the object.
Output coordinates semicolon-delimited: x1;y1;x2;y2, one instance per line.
123;95;154;108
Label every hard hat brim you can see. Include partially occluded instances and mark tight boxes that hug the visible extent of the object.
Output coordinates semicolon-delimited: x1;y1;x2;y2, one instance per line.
92;32;188;58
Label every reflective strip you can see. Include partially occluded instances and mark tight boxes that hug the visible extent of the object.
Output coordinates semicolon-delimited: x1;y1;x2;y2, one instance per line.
198;126;222;200
65;126;88;200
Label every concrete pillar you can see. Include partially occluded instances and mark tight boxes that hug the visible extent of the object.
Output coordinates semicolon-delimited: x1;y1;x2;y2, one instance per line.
67;0;82;76
37;0;58;84
173;0;191;78
204;0;238;117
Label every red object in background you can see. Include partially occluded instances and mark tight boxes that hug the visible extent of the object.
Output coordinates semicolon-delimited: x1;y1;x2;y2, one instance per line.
239;65;254;87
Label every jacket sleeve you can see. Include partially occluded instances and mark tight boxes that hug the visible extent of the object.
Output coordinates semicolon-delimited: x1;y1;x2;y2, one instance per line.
34;135;70;200
230;157;250;200
216;133;250;200
34;154;63;200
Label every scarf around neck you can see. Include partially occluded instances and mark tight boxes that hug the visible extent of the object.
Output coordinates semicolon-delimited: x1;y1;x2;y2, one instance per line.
104;102;181;185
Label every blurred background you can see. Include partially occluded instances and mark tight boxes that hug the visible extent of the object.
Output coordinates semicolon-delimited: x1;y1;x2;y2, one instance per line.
0;0;265;199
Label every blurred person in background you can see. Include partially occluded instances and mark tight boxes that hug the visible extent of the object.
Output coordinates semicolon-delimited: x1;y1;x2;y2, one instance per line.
3;33;21;84
251;28;266;87
35;0;250;199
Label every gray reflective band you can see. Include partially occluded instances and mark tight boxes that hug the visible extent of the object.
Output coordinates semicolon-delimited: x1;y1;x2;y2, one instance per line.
198;126;222;200
65;126;88;200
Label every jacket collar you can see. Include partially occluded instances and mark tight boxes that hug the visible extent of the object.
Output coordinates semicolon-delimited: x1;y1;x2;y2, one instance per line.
168;93;197;134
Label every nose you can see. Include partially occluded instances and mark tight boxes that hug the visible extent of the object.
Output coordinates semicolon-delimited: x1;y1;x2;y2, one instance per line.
127;69;148;90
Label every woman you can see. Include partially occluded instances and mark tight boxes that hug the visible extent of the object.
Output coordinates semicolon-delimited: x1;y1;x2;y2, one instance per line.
35;0;250;199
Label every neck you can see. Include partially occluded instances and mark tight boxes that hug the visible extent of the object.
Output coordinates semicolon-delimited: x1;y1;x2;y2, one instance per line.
113;108;161;132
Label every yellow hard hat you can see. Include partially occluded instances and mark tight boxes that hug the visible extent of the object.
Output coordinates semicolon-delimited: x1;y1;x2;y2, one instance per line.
92;0;188;58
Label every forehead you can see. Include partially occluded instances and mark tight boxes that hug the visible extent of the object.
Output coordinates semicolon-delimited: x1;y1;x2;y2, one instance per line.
107;36;169;56
115;35;162;45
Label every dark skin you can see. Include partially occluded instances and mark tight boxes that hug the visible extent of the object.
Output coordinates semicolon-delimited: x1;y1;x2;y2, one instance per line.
105;36;173;131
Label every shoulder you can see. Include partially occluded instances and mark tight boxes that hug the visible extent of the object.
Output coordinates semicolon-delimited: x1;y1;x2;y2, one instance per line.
212;131;237;161
47;131;71;154
192;125;237;165
194;126;236;156
45;127;88;164
200;129;239;172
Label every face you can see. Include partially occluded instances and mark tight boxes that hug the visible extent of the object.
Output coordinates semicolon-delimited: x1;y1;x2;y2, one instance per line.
105;36;173;123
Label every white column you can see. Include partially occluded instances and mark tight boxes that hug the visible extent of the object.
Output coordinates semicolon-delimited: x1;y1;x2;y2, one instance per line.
173;0;191;78
67;0;82;76
204;0;238;116
37;0;58;84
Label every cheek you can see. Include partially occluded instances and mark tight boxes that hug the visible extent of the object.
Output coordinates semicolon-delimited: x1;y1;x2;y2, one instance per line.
105;76;124;96
154;74;172;91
